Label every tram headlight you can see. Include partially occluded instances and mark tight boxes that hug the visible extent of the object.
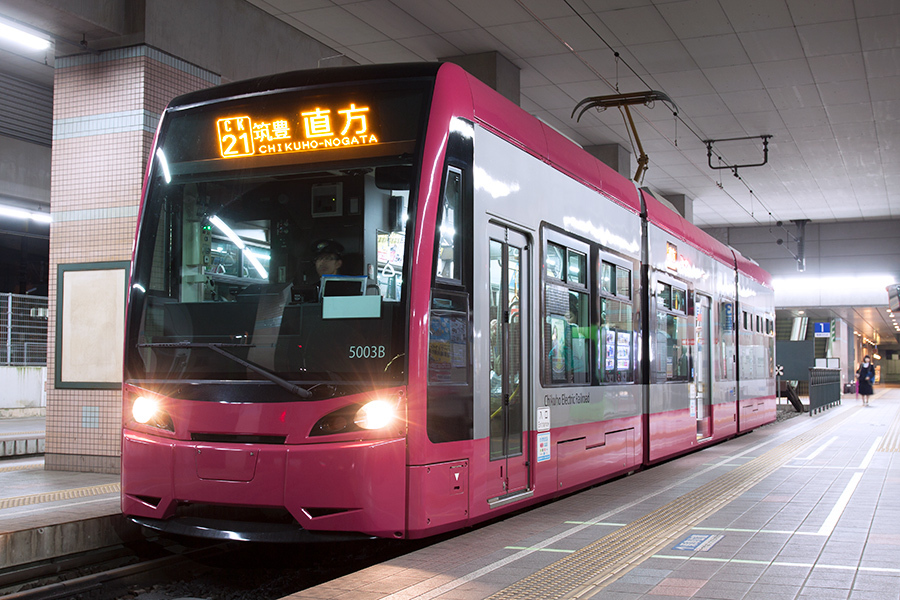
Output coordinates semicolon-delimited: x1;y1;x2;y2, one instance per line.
310;392;405;437
132;396;159;424
354;400;396;430
130;394;174;432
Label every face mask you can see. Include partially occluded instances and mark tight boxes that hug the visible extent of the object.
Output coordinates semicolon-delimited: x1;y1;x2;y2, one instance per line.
863;360;870;366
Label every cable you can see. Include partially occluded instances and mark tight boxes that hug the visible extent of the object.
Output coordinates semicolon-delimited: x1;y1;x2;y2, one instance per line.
514;0;779;225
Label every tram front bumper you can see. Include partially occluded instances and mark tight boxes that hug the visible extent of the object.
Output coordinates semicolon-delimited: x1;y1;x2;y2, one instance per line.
122;431;407;539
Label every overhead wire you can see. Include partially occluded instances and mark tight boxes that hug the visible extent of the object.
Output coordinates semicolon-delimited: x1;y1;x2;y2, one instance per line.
514;0;778;225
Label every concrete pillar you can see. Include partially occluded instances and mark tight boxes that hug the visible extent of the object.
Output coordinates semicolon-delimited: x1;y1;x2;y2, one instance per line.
440;51;520;105
585;144;632;181
45;47;221;473
665;193;693;223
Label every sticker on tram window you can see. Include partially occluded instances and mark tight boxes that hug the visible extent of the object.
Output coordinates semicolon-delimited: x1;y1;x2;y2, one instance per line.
348;345;386;359
215;103;380;159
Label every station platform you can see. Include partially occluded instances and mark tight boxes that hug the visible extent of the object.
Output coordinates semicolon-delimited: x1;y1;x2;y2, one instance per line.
0;416;45;458
283;386;900;600
0;416;132;568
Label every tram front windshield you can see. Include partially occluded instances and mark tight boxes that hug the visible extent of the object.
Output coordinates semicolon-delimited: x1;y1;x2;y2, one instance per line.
126;83;427;398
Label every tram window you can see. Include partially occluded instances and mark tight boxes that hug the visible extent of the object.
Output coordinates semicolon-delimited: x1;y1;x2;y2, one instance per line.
428;290;469;385
716;301;735;382
547;244;586;288
545;285;590;385
600;261;631;300
567;251;586;285
597;261;634;384
598;297;634;383
546;243;565;280
658;282;672;310
743;311;749;330
436;167;461;281
672;287;686;313
542;237;591;386
657;311;690;382
616;266;631;299
655;280;689;382
601;262;614;295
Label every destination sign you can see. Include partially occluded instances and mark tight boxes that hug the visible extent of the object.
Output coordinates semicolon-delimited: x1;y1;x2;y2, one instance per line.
215;102;380;159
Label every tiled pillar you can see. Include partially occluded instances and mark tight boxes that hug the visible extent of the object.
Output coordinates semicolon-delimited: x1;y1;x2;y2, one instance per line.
46;47;220;473
585;144;632;181
664;193;693;223
440;51;520;105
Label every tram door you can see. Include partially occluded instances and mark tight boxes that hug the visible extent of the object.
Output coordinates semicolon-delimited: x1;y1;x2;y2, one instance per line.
694;294;712;439
488;224;531;500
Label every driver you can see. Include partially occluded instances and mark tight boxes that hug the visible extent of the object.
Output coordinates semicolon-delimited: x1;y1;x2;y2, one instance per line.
312;239;343;276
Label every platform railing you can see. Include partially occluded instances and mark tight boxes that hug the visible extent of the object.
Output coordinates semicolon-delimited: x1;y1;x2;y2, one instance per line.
808;367;841;415
0;293;48;366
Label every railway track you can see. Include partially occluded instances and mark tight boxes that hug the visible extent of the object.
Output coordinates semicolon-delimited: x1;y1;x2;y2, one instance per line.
0;539;230;600
0;533;440;600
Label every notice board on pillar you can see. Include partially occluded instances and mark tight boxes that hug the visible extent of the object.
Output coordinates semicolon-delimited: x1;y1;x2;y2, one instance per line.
774;340;815;381
55;262;130;389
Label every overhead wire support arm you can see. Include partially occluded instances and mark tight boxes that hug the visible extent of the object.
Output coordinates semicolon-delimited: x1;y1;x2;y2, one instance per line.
704;135;773;177
572;90;676;184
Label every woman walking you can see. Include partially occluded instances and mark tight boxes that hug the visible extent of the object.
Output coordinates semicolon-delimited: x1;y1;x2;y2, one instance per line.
857;355;875;406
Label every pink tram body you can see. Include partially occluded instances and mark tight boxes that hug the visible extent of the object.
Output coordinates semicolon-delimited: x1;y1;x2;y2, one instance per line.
121;63;775;542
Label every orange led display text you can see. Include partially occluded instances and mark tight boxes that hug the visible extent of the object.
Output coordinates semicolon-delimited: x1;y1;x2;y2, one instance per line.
665;242;678;271
216;103;378;159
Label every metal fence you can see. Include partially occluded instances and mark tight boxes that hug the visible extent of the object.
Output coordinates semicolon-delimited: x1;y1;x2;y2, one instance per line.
0;293;48;366
808;367;841;415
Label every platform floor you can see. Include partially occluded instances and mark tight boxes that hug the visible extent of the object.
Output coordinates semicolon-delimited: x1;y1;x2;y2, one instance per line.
0;416;123;568
0;414;118;535
282;387;900;600
1;389;896;599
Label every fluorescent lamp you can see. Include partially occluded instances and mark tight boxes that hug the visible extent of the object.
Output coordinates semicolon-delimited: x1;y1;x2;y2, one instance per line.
0;204;51;223
156;149;171;183
0;20;50;51
209;215;268;279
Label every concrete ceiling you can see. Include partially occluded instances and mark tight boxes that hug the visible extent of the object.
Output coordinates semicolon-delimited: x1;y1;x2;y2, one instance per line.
780;305;899;351
242;0;900;230
1;0;898;229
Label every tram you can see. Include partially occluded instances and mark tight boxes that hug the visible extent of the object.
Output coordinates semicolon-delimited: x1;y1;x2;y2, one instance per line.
121;62;775;542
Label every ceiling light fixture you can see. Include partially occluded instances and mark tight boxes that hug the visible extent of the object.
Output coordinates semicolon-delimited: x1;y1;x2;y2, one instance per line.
0;17;50;51
0;204;51;223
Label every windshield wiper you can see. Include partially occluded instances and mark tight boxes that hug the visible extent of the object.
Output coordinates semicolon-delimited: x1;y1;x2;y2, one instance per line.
139;341;312;399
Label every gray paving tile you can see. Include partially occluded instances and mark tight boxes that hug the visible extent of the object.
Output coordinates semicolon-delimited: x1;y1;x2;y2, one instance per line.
692;580;754;600
848;591;900;600
582;591;643;600
602;580;656;594
853;575;900;593
797;588;851;600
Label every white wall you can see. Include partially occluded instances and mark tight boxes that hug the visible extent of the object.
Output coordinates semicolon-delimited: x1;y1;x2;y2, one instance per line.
704;219;900;308
0;366;47;410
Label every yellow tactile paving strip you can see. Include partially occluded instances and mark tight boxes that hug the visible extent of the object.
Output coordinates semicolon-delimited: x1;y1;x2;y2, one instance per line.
877;404;900;452
488;406;860;600
0;483;120;510
0;431;44;437
0;463;43;474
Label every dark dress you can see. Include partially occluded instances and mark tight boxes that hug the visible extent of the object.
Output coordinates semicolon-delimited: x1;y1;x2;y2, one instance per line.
857;363;875;396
